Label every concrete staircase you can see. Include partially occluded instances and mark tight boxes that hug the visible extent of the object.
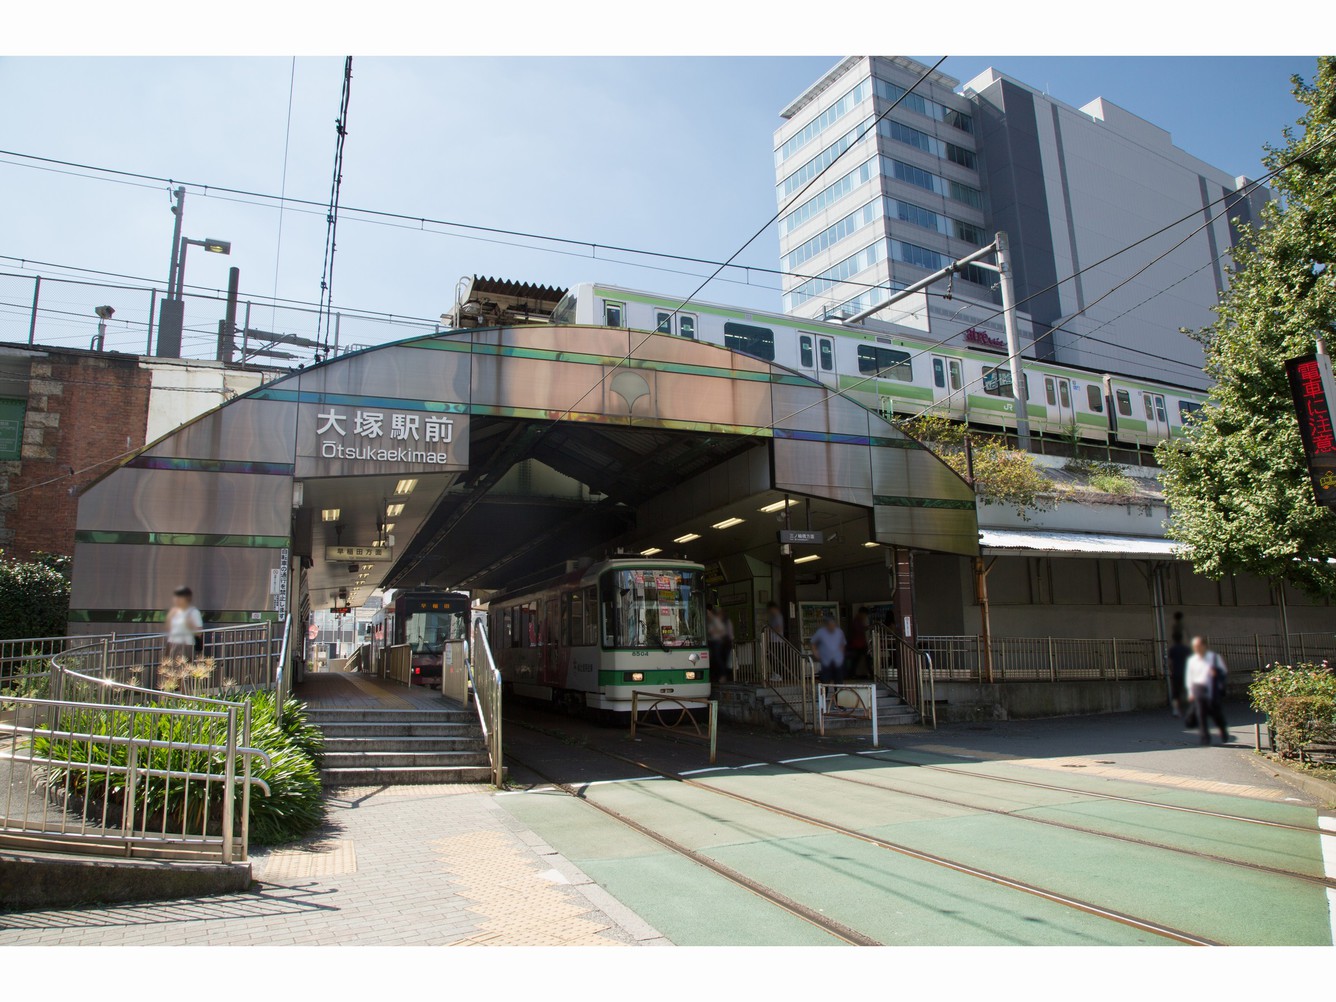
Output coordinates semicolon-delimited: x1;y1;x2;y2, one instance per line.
306;707;493;785
817;681;920;732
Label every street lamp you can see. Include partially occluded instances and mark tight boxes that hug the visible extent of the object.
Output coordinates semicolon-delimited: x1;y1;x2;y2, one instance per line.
174;236;231;300
155;185;234;359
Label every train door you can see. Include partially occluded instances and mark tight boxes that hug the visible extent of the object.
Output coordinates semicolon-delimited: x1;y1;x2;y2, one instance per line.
1142;391;1170;442
798;332;838;387
1043;374;1075;432
930;355;964;408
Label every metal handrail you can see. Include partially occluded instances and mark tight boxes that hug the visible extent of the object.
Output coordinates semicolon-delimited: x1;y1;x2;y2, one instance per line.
469;615;504;787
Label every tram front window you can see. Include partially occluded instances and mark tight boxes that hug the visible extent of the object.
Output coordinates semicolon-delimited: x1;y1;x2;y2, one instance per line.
601;568;706;649
405;610;463;654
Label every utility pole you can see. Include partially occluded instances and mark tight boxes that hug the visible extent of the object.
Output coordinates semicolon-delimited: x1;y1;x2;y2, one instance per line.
157;186;187;358
995;231;1031;450
218;266;240;364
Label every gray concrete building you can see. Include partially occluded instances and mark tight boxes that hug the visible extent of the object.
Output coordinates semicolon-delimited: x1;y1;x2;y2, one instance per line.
774;57;1270;389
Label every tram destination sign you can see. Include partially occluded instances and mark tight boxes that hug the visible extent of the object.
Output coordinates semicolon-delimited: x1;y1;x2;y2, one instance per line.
778;529;824;545
1285;352;1336;509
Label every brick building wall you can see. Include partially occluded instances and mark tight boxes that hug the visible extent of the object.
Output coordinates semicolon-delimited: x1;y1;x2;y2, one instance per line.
0;349;152;559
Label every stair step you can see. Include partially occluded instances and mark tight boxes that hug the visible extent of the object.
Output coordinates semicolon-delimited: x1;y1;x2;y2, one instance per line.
321;751;490;769
321;765;494;786
305;708;474;724
314;723;480;738
321;736;482;753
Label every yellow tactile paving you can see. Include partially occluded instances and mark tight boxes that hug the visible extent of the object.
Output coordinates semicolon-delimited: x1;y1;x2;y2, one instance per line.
431;830;624;947
256;839;358;879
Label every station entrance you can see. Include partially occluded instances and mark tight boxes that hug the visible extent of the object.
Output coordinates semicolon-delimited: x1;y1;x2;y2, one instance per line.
66;324;979;661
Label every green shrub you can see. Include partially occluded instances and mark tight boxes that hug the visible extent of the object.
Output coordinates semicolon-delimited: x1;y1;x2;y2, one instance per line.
29;689;324;847
1270;695;1336;759
1089;471;1137;496
1248;662;1336;717
0;553;71;640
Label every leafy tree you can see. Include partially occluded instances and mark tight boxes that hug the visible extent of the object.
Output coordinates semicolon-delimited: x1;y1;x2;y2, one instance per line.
0;551;72;639
898;413;1054;517
1158;58;1336;599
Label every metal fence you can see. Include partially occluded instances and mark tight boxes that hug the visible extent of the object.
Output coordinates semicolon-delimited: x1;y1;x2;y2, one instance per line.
470;616;504;788
733;633;817;726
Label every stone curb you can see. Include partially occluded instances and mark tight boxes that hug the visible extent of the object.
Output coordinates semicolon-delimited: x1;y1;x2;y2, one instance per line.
0;851;251;911
1241;751;1336;807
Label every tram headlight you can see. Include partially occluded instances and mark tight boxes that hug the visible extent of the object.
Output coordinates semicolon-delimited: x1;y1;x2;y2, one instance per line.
623;671;645;682
684;670;699;680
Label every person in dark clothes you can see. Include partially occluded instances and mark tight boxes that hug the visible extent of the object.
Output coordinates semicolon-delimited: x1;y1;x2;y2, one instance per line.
1167;632;1190;718
846;609;870;679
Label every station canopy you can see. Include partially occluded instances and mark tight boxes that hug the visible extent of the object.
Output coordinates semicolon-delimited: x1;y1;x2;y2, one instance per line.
68;325;978;629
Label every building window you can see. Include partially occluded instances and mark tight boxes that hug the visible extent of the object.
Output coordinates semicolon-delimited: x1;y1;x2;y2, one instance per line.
775;78;872;165
949;181;983;210
779;158;876;235
895;199;939;232
603;301;624;327
1087;384;1103;412
856;343;913;382
678;315;696;339
945;143;976;170
882;119;935;154
953;220;984;245
1116;389;1132;416
942;108;973;134
892;159;937;193
723;322;776;361
799;334;814;368
655;311;672;334
819;339;834;371
778;119;873;199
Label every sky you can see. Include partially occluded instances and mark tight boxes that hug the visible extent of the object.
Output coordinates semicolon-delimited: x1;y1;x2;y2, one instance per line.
0;55;1320;356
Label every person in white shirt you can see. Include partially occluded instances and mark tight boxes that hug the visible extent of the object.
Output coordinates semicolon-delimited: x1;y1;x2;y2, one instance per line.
810;614;847;684
1184;636;1230;745
164;586;204;662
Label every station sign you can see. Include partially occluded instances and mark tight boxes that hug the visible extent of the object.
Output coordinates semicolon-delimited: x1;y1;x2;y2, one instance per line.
1285;353;1336;509
779;529;824;545
297;402;469;478
325;545;394;563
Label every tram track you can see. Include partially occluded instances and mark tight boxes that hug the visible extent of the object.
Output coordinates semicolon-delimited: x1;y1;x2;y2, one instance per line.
503;716;1218;946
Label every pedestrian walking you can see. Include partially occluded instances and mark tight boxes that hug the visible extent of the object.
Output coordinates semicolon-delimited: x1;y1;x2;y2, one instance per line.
765;601;785;639
718;609;735;683
164;586;203;663
809;614;847;685
706;604;725;683
1185;636;1231;745
1167;632;1190;718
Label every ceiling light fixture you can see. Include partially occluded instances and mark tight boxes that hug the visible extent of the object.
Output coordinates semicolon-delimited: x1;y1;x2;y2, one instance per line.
394;479;418;495
321;508;341;522
385;502;405;517
758;499;799;513
711;517;744;529
794;554;821;564
673;533;701;543
863;541;880;548
640;547;662;556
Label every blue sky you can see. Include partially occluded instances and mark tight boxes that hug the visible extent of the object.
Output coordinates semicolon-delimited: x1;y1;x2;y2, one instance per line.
0;55;1318;353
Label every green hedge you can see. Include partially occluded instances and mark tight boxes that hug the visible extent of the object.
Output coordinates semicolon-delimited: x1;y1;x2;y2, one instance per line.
0;554;71;640
1248;664;1336;761
30;689;324;847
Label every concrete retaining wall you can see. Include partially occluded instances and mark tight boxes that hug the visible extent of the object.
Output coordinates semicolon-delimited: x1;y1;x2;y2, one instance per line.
933;679;1166;722
0;850;252;910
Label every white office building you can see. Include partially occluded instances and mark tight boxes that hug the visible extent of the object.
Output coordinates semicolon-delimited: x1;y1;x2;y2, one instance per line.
774;57;1269;388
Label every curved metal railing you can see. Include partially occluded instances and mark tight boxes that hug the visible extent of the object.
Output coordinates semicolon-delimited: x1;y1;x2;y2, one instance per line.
0;624;282;863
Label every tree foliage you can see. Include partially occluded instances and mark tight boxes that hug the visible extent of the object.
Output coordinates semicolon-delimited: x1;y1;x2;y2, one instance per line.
898;413;1053;517
0;551;71;640
1157;58;1336;598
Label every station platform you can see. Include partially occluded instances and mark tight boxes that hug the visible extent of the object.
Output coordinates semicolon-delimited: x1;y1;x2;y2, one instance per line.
295;669;451;710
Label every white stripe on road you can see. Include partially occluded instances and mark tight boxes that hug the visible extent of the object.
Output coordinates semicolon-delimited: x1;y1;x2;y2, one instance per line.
778;754;849;764
1320;815;1336;946
736;762;769;769
582;776;666;787
679;766;730;775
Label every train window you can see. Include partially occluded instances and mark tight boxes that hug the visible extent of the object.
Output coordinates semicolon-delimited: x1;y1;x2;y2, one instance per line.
603;301;624;327
1087;385;1103;412
1058;381;1071;409
1178;400;1203;423
932;358;946;388
819;339;834;371
1045;379;1057;406
583;586;598;645
949;359;962;391
723;322;776;361
678;314;696;339
551;291;578;325
1154;395;1167;423
655;311;672;334
799;334;815;368
561;593;575;647
856;344;913;381
982;366;1010;396
1143;394;1155;421
1116;390;1132;416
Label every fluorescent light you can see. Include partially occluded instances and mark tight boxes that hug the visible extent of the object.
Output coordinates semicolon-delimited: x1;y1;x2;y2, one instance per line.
385;502;405;517
711;517;744;529
321;509;341;522
863;541;880;548
640;547;662;556
673;533;701;543
794;554;821;564
394;479;418;495
758;499;799;513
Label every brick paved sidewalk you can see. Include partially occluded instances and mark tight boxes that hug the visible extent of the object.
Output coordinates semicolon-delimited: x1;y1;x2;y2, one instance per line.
0;784;669;947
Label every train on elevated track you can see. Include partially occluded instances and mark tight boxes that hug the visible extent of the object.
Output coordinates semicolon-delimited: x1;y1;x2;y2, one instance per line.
551;282;1206;449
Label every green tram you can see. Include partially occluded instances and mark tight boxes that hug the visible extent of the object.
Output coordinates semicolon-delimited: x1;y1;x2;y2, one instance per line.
488;557;710;716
